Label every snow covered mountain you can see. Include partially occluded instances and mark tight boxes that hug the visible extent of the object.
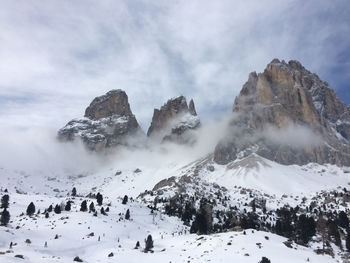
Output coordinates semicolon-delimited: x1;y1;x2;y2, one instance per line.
1;59;350;263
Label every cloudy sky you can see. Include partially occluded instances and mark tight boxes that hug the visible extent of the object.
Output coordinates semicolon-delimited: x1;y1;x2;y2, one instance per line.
1;0;349;132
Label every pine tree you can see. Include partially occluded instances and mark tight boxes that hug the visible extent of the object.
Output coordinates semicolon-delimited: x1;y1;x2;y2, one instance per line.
135;241;140;249
54;204;61;214
296;214;316;244
252;199;256;213
1;194;9;209
65;201;71;211
96;193;103;206
45;212;49;218
125;209;130;220
190;198;212;234
259;257;271;263
72;187;77;197
317;216;327;252
338;211;349;229
80;200;87;212
89;202;95;213
47;205;53;213
122;195;128;205
0;208;10;226
26;202;35;216
346;231;350;252
145;235;153;252
101;207;106;215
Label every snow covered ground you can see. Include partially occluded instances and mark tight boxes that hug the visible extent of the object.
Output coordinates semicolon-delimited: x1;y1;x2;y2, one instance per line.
0;191;337;263
1;144;350;262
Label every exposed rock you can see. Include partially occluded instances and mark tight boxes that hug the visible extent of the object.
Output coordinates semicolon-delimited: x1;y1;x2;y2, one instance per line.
189;99;197;116
147;96;200;144
58;90;141;150
214;59;350;166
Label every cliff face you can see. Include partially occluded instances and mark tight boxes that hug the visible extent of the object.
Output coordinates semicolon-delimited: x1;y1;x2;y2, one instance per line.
147;96;200;144
214;59;350;166
58;90;140;150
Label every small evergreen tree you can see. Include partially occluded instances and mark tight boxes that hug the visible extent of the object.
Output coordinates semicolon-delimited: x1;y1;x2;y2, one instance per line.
89;202;95;213
80;200;87;212
101;207;106;215
0;208;10;226
122;195;128;205
1;194;9;209
338;211;349;229
26;202;35;216
125;209;130;220
54;204;61;214
135;241;140;249
65;201;71;211
72;187;77;197
96;193;103;206
296;214;316;244
259;257;271;263
346;231;350;252
47;204;53;213
145;235;153;252
252;199;256;213
45;212;49;218
190;199;212;234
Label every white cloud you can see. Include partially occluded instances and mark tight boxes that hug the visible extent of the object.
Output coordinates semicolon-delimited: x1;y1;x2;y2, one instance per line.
0;0;349;134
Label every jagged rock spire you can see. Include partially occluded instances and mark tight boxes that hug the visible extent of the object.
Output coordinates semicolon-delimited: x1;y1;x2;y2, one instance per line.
214;59;350;166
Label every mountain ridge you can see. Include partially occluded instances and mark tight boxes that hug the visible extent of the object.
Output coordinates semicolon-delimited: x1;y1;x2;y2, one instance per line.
57;58;350;167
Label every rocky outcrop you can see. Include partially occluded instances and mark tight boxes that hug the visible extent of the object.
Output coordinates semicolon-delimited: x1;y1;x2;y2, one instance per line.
147;96;200;144
58;90;141;150
214;59;350;166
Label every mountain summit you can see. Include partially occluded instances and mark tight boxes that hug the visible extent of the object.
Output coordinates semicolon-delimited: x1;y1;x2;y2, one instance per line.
214;59;350;166
147;96;200;143
58;89;140;150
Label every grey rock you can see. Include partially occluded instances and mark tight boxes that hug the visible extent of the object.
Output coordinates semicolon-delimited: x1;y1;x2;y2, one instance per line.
214;59;350;166
58;90;141;150
147;96;200;144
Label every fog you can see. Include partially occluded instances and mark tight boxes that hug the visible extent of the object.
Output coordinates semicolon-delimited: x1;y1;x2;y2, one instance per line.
0;115;232;176
262;124;323;148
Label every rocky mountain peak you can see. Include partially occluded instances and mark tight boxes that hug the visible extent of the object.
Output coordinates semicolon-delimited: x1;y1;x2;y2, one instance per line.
58;90;140;150
189;99;197;116
147;96;200;143
84;89;133;120
215;59;350;166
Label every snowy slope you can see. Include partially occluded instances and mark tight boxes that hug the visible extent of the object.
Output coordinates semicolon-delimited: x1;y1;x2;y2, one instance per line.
0;192;337;263
1;138;350;262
